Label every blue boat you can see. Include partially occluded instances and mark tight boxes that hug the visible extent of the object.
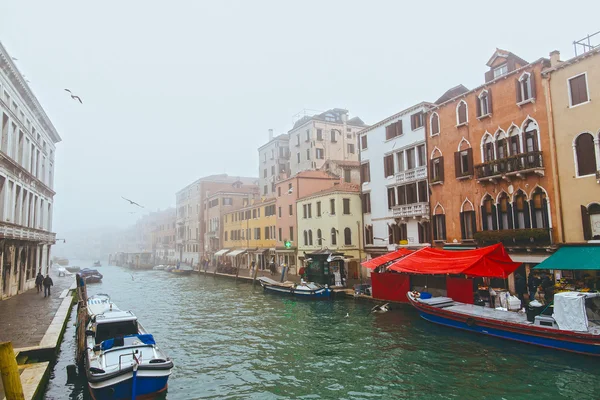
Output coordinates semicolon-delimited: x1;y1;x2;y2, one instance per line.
258;277;332;298
85;294;173;399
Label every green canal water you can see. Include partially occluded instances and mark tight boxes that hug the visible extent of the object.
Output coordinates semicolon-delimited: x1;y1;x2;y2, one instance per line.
45;263;600;399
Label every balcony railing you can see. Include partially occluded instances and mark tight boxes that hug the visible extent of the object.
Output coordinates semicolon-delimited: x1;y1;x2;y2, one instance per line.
475;151;544;181
392;202;429;218
0;222;56;243
395;165;427;184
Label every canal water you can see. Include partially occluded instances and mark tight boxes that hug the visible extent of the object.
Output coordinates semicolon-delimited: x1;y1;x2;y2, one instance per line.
45;262;600;399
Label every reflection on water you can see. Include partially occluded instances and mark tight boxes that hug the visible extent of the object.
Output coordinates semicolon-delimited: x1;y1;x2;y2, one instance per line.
45;262;600;399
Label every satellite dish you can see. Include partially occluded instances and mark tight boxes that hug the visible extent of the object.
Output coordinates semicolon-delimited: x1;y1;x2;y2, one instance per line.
508;184;514;194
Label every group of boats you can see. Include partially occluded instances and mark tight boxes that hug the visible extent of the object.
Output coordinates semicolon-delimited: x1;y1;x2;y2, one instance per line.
152;265;193;275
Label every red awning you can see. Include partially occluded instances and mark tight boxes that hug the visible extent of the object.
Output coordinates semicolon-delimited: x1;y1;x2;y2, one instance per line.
387;243;521;278
361;248;413;270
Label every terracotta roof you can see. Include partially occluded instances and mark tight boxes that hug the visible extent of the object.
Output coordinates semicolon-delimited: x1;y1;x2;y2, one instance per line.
297;183;360;200
295;170;338;179
206;187;259;198
434;84;470;105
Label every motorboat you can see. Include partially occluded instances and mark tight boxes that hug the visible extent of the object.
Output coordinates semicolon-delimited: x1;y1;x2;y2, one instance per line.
65;266;81;273
258;277;332;298
80;268;103;284
84;294;173;399
152;265;167;270
93;260;102;267
165;266;192;275
407;291;600;356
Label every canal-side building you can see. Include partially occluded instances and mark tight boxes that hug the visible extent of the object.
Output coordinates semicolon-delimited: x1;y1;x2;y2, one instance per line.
203;184;259;263
220;197;277;270
296;183;364;281
151;208;177;264
274;170;340;273
258;129;290;197
175;174;257;266
426;49;556;283
0;42;61;299
288;108;367;177
358;102;433;262
542;43;600;243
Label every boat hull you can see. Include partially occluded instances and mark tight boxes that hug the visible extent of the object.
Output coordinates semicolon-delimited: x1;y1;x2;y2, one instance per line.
261;283;332;298
408;294;600;356
88;370;169;400
167;269;192;275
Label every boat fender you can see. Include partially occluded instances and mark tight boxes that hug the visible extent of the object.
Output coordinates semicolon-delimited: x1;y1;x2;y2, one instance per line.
411;290;420;298
466;318;476;327
149;358;167;364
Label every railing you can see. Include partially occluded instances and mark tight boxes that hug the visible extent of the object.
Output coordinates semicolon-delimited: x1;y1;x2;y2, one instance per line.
0;222;56;242
475;151;544;179
392;202;429;218
395;165;427;184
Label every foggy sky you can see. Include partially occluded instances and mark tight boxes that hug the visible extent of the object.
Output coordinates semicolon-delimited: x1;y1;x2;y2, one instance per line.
1;0;598;236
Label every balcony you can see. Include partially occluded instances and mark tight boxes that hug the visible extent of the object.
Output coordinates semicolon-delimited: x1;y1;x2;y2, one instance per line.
395;165;427;184
474;228;551;248
0;222;56;243
392;202;429;219
475;151;544;183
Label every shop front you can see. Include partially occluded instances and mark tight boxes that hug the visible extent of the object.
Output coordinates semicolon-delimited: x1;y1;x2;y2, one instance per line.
533;245;600;294
305;250;347;287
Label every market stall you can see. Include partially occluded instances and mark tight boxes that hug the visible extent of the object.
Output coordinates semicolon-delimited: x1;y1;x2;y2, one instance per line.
533;245;600;294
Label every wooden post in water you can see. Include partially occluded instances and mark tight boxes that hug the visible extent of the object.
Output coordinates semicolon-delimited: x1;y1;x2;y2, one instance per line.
252;259;259;288
75;274;88;367
0;341;25;400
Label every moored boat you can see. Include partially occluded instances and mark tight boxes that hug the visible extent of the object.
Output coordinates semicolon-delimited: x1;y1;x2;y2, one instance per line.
258;277;332;298
80;268;103;283
165;266;192;275
152;265;167;270
65;266;81;273
93;260;102;267
407;291;600;356
85;294;173;399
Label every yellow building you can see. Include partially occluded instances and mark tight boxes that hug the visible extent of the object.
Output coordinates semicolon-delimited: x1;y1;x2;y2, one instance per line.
221;198;276;269
543;47;600;243
296;183;364;281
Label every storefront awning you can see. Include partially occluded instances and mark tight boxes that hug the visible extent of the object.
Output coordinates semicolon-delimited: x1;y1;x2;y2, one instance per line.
388;243;521;278
533;246;600;270
227;249;247;257
361;248;413;270
214;249;230;256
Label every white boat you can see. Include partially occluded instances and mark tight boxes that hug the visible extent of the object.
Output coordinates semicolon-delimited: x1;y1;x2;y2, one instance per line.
84;294;173;399
152;265;167;270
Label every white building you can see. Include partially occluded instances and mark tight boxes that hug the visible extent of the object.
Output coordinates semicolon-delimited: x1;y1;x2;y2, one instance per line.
0;42;61;299
257;129;289;197
359;102;432;260
288;108;367;177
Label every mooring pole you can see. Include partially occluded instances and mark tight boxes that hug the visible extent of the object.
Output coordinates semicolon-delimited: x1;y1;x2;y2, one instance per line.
0;341;25;400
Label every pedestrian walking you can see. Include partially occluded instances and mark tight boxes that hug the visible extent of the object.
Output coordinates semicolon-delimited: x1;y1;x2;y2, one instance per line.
43;274;53;298
35;271;44;293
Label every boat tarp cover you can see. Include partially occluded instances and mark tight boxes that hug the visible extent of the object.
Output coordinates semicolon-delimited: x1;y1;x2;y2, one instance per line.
387;243;520;278
552;292;599;332
533;246;600;270
101;334;156;351
361;248;413;270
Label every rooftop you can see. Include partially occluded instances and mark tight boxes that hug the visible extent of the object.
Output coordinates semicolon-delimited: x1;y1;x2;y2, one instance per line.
434;84;470;105
290;108;368;131
298;182;360;201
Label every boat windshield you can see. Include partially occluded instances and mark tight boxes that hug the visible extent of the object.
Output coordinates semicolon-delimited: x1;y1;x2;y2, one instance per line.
95;321;138;344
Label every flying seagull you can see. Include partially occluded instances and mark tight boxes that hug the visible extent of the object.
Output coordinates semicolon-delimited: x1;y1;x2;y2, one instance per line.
122;196;144;208
11;57;17;61
64;89;83;104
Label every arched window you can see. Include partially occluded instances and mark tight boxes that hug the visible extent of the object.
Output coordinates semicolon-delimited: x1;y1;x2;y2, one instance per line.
513;190;530;229
344;228;352;245
331;228;337;245
460;198;476;240
507;125;521;156
574;133;598;176
497;192;513;230
303;230;308;246
582;203;600;240
530;187;550;229
517;72;534;103
456;100;468;125
433;204;446;241
430;112;440;136
317;229;322;246
523;119;541;168
495;129;508;160
481;194;497;231
477;90;491;117
308;230;313;246
430;147;444;183
481;133;495;163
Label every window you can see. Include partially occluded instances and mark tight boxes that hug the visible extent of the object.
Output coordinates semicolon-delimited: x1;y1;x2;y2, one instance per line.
362;193;371;213
530;188;549;229
411;112;424;130
225;231;228;241
406;183;417;204
482;134;494;162
431;156;444;182
430;113;440;136
297;153;300;164
417;145;426;167
361;135;368;150
331;228;337;245
481;195;498;231
343;169;351;183
289;204;293;216
344;228;352;245
255;227;261;240
278;228;282;242
365;225;373;245
454;148;473;177
308;230;313;245
331;130;337;142
223;197;233;206
406;148;416;170
387;187;396;209
347;143;355;154
317;129;323;140
460;210;476;240
456;101;468;125
278;187;281;197
493;64;508;78
385;121;403;140
384;154;394;177
263;169;267;178
582;203;600;240
575;133;598;176
317;229;322;246
343;198;351;215
296;135;300;146
360;162;371;183
397;185;406;205
303;204;307;218
477;90;491;117
569;73;589;106
307;204;312;218
278;207;282;218
517;72;535;103
306;149;310;160
316;148;324;159
306;130;310;142
417;181;428;203
316;201;322;217
265;226;270;239
330;198;336;215
396;151;405;172
496;132;508;160
263;185;268;195
303;230;308;246
498;193;512;230
271;165;275;175
289;226;294;241
513;191;530;229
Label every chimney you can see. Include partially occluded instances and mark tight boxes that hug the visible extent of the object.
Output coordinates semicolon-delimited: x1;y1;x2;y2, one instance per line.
549;50;561;67
268;129;274;141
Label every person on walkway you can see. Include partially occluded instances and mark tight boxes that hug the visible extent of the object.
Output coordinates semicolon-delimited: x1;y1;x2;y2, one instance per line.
298;265;306;280
35;272;44;293
515;273;527;307
43;274;53;297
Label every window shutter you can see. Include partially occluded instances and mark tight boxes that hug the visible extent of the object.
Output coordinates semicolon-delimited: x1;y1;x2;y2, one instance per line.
481;205;488;230
476;96;482;118
507;58;516;72
396;121;403;136
484;70;494;82
516;79;522;103
491;204;498;230
577;75;589;103
487;90;493;114
466;148;474;176
529;73;537;99
470;210;477;235
441;215;446;240
542;198;549;229
410;115;415;130
460;211;466;239
581;205;592;240
439;156;445;181
386;125;392;140
454;151;462;178
524;200;532;229
387;188;395;209
507;203;514;229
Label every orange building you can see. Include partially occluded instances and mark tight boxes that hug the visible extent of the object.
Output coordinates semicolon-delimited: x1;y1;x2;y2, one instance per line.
426;49;556;274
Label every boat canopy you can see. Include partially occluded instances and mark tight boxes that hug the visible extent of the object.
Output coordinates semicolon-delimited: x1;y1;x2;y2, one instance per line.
101;334;156;351
214;249;230;256
361;248;413;270
387;243;520;278
533;246;600;270
553;292;600;332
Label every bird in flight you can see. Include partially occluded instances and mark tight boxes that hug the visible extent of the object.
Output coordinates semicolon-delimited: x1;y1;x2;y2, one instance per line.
11;57;17;61
64;89;83;104
122;196;144;208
